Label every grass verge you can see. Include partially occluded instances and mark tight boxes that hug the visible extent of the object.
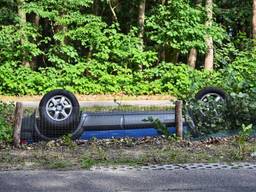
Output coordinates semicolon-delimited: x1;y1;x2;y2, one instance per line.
1;136;256;170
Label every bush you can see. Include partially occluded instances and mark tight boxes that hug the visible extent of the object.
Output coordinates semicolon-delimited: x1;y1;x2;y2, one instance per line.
0;101;14;143
222;51;256;94
184;98;228;137
0;61;222;96
226;92;256;129
185;91;256;136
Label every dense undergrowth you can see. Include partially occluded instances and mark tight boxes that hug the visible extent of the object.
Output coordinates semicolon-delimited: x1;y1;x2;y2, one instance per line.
0;50;255;99
0;61;222;97
0;0;253;97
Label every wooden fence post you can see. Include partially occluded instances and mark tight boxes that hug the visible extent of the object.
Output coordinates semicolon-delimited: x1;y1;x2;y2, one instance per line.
175;100;183;139
13;102;23;147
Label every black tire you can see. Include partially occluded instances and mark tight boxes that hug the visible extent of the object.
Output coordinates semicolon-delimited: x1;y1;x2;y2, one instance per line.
39;89;80;130
194;87;227;118
195;87;227;102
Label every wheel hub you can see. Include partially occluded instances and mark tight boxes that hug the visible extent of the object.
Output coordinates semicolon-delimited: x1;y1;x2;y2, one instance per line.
199;93;225;116
46;95;73;121
56;105;63;111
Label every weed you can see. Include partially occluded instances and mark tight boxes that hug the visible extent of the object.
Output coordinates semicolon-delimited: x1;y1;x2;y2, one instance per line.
48;160;72;169
144;117;170;138
233;124;253;160
80;156;95;169
61;134;76;149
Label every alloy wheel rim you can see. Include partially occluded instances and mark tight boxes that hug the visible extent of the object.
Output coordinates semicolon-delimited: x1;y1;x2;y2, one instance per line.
46;95;73;121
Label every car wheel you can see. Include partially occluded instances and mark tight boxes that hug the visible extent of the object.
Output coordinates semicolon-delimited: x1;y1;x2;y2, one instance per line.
195;87;227;116
195;87;227;102
39;89;80;130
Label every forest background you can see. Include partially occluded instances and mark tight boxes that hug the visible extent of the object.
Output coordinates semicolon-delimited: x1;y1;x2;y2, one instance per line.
0;0;256;98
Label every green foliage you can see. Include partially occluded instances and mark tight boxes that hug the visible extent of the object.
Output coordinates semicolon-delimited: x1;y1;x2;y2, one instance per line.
80;156;95;169
185;91;256;136
0;0;254;98
0;61;224;96
24;0;92;19
185;98;228;136
238;124;253;145
61;134;76;149
226;93;256;129
144;116;170;137
215;38;239;68
48;160;72;169
234;124;253;160
0;0;18;25
1;50;255;98
0;101;14;143
146;0;225;54
215;0;252;44
0;24;41;65
222;51;256;95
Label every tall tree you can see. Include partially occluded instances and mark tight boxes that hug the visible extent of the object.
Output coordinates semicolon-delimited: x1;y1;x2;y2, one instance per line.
187;48;197;68
187;0;202;68
93;0;100;16
204;0;214;70
17;0;30;67
147;0;210;64
138;0;146;48
138;0;146;49
30;14;40;68
253;0;256;40
108;0;118;22
159;0;167;62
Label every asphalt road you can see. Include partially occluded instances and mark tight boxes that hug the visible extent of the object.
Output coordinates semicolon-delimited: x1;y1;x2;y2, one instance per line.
0;169;255;192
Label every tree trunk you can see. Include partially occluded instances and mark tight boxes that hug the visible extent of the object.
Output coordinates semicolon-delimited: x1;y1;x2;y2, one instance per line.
93;0;100;15
30;14;40;69
159;0;167;61
187;0;201;68
108;0;118;22
166;48;179;64
159;45;166;62
17;0;30;67
161;0;166;5
204;0;214;71
138;0;146;49
252;0;256;41
187;48;197;68
55;13;68;44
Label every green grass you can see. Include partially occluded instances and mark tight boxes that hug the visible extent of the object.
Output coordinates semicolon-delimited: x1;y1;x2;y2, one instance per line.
47;160;72;169
80;157;96;169
1;137;256;170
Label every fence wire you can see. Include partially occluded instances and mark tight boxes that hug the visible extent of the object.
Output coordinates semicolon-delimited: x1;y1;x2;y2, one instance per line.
20;104;176;143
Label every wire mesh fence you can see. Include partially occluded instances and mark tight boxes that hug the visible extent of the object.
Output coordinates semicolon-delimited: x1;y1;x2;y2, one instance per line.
20;103;177;143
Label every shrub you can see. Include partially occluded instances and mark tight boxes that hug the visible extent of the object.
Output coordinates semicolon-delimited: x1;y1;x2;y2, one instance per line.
185;91;256;136
0;61;222;97
184;98;228;137
0;101;14;143
226;92;256;129
222;51;256;94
